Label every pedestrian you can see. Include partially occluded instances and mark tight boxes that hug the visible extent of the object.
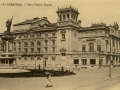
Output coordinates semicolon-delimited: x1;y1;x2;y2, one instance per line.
46;73;53;87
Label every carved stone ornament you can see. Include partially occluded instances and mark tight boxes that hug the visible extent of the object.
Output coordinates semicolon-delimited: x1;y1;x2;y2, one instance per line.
60;48;67;52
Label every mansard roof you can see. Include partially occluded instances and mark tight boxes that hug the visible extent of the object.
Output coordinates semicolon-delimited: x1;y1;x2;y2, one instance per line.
13;17;50;26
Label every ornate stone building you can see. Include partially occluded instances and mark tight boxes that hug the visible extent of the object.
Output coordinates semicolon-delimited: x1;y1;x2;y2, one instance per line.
0;6;120;69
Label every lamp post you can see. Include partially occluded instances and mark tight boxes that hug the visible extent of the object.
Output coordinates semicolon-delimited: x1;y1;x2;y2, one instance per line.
34;51;36;69
109;36;112;77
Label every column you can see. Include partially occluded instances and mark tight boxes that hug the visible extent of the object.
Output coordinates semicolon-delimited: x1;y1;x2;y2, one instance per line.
70;29;71;52
57;14;59;22
65;13;67;21
103;56;106;66
87;56;89;66
69;13;71;20
116;57;118;66
21;40;23;53
111;37;113;52
114;57;116;65
117;39;119;53
96;56;99;66
118;57;120;64
8;60;9;65
114;38;116;53
6;41;8;53
5;60;6;64
61;15;63;21
119;40;120;53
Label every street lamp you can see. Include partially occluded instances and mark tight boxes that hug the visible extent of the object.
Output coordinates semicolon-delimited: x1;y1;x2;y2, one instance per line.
109;59;112;77
109;36;112;77
34;51;36;69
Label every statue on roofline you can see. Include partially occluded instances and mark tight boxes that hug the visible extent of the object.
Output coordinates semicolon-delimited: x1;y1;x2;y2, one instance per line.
3;16;13;36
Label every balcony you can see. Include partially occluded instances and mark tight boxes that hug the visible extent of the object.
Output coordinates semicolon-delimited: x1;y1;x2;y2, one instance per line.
21;52;43;56
1;52;14;55
79;51;100;54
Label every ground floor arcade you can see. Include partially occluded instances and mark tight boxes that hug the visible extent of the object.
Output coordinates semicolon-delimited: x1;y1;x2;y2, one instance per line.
16;54;120;69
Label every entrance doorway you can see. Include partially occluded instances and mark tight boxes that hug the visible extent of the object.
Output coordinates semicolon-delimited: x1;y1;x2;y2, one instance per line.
99;59;103;67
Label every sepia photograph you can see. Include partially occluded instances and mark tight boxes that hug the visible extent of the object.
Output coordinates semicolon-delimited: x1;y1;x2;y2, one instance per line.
0;0;120;90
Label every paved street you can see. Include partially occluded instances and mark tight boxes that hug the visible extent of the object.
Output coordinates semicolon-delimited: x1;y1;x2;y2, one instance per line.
0;67;120;90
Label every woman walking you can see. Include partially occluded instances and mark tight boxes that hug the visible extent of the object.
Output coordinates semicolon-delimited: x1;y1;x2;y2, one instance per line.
46;73;53;87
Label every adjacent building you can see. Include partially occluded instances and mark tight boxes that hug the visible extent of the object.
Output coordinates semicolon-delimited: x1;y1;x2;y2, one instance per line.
0;6;120;69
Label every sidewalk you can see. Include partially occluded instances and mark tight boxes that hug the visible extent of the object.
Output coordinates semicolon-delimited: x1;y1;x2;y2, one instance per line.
0;67;120;90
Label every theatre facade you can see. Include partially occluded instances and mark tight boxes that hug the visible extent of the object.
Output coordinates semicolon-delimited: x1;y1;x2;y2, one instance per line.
0;6;120;69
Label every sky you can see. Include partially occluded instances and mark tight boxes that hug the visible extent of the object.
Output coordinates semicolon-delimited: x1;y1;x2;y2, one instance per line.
0;0;120;33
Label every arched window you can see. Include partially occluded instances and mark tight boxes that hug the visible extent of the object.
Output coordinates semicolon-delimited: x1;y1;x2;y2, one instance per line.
37;57;41;60
24;42;28;47
89;43;94;52
37;41;41;46
31;42;34;47
18;57;21;61
31;57;34;60
24;57;28;60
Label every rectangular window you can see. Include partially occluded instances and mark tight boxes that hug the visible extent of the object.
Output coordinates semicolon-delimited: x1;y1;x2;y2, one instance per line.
31;48;34;53
81;59;87;65
82;45;86;52
52;47;55;53
37;48;40;53
45;47;48;52
89;43;94;52
24;48;28;53
62;34;65;39
52;58;55;61
97;45;101;51
90;59;96;64
74;59;79;64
